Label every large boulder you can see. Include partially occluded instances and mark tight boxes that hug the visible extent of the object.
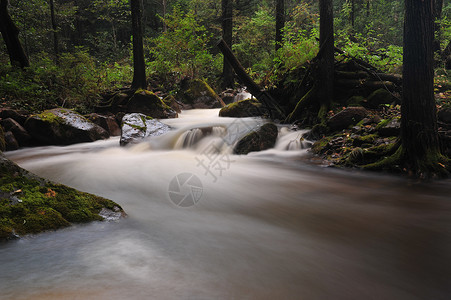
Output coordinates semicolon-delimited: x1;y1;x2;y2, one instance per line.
25;108;109;145
0;118;31;146
327;107;368;131
366;88;396;108
234;123;278;155
86;113;121;136
179;79;224;109
219;99;263;118
120;113;171;146
127;90;177;118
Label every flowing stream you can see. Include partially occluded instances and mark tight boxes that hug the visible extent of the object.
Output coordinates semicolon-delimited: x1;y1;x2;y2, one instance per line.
1;109;451;300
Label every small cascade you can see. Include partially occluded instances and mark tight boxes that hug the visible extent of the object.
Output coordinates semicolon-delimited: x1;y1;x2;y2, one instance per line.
174;126;227;149
275;128;313;151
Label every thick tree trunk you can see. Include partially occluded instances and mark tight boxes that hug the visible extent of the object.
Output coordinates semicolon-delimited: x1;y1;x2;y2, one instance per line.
318;0;334;118
49;0;59;63
221;0;233;89
130;0;146;89
275;0;285;51
401;0;441;172
0;0;29;68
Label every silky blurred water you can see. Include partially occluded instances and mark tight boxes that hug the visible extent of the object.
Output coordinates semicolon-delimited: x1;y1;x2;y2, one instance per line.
2;109;451;300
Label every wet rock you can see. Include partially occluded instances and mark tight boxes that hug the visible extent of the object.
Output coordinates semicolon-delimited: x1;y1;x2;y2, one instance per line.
127;90;177;118
377;118;401;137
179;79;224;109
219;99;263;118
0;118;31;146
438;108;451;124
366;89;396;108
99;207;126;221
234;123;278;155
25;108;109;145
219;89;235;104
120;113;171;146
86;113;121;136
327;107;368;131
0;108;29;126
4;131;19;151
163;95;182;114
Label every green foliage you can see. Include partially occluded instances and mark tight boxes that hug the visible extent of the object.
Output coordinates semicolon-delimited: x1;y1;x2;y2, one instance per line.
0;49;132;113
147;6;221;86
336;31;403;73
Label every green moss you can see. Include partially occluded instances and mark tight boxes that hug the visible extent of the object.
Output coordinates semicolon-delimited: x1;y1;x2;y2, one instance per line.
376;118;390;130
311;136;333;154
347;96;365;107
35;110;64;124
0;159;123;240
219;99;262;117
180;79;219;104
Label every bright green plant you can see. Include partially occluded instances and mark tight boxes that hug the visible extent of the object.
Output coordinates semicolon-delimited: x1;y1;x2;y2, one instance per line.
147;6;221;84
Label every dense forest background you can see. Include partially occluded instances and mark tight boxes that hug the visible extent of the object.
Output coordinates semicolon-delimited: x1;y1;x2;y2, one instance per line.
1;0;450;113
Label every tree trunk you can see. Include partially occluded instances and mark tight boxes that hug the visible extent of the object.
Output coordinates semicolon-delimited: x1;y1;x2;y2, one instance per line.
318;0;334;120
366;0;370;17
221;0;233;89
162;0;167;32
350;0;355;27
130;0;146;89
49;0;59;63
0;0;29;68
401;0;442;173
275;0;285;51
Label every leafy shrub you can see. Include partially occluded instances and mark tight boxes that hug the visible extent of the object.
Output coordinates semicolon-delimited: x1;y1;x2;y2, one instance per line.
147;6;221;85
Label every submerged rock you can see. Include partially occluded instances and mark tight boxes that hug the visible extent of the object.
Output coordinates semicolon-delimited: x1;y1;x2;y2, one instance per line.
219;99;263;118
120;113;171;146
25;108;109;145
234;123;278;155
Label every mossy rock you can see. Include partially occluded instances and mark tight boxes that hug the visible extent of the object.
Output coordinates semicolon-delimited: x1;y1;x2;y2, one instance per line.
0;154;125;241
366;89;395;108
347;95;365;107
179;79;223;109
163;94;181;113
127;90;177;119
24;108;109;145
219;99;263;118
376;117;400;137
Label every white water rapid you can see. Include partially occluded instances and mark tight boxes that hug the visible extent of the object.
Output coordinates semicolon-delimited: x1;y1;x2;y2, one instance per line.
1;109;451;300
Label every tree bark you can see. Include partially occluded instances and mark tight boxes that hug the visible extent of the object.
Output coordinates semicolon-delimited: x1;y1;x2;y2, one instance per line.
0;0;29;68
49;0;59;63
221;0;233;89
130;0;146;89
401;0;441;172
275;0;285;51
318;0;334;116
